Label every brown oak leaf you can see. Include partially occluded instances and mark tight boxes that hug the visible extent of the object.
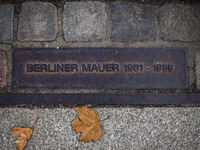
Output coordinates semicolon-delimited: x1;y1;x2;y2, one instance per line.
11;116;39;150
72;107;102;142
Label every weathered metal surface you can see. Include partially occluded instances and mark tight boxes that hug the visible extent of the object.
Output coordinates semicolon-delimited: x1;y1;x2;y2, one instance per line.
12;48;188;89
0;93;200;104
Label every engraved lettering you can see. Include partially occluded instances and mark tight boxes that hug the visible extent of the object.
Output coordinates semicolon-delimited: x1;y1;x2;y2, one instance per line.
48;64;55;72
168;64;174;72
82;63;119;73
91;64;98;72
57;64;64;72
163;64;168;72
26;63;175;74
82;64;91;72
71;64;78;72
98;64;105;72
41;64;47;72
27;64;33;72
65;64;71;72
34;64;40;72
113;64;119;72
123;64;143;72
106;64;112;72
133;64;138;72
153;64;175;72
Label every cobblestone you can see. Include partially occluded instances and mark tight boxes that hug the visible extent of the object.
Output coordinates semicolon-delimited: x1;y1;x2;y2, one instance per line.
0;4;14;43
17;2;57;41
196;52;200;89
0;52;6;88
63;2;106;41
158;4;200;42
111;1;155;41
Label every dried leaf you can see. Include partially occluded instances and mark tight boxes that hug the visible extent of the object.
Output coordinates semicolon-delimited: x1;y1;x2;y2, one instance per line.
12;127;32;150
72;107;102;142
12;116;39;150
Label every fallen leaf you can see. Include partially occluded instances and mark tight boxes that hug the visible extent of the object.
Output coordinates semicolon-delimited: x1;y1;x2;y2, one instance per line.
72;107;102;142
12;116;39;150
12;127;32;150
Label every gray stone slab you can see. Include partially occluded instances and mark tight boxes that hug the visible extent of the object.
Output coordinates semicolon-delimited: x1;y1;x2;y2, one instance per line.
0;4;14;43
196;52;200;89
0;107;200;149
111;1;155;41
17;2;57;41
158;4;200;42
192;4;200;18
63;2;106;41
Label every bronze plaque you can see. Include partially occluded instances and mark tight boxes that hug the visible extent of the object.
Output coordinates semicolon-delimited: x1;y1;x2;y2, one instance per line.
12;48;188;89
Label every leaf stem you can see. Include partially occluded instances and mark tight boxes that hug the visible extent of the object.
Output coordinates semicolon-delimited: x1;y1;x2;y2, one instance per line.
99;115;111;122
32;116;40;129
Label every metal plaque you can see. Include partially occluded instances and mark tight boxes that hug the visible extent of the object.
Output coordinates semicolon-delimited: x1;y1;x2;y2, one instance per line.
12;48;188;89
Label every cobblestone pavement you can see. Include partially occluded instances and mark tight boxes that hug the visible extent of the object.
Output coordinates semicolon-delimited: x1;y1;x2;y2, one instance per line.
0;1;200;149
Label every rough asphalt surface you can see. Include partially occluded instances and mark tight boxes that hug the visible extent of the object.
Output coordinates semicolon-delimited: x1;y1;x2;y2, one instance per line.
0;107;200;150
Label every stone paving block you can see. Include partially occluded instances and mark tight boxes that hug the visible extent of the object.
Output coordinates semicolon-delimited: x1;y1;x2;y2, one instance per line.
0;108;200;149
63;2;106;41
196;52;200;89
0;52;6;88
193;4;200;18
17;2;57;41
0;4;14;43
158;4;200;42
111;1;155;41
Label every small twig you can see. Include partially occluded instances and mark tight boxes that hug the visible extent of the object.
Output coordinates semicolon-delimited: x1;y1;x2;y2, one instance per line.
32;116;40;129
99;115;111;122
